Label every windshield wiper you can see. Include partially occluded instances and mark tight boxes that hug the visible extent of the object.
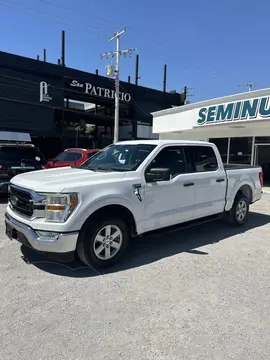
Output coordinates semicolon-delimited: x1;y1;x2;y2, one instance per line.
96;166;132;172
81;165;132;172
77;164;134;172
89;166;116;172
71;165;97;171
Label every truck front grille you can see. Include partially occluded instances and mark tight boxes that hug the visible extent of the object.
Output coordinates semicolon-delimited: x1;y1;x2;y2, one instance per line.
9;186;33;217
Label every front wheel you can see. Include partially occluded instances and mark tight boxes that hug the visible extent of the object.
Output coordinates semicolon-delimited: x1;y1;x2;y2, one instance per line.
77;216;130;268
228;194;249;226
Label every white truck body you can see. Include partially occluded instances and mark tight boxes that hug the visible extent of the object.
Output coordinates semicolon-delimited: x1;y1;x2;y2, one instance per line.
5;140;263;267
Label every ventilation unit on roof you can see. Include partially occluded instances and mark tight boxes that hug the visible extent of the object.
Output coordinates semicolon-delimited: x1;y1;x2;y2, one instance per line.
0;131;32;143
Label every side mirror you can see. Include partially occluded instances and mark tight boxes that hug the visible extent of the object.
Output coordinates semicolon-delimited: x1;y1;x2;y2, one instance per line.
145;168;170;183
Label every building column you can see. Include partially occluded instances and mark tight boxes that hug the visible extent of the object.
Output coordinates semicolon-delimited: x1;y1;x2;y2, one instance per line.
226;138;231;164
250;136;255;165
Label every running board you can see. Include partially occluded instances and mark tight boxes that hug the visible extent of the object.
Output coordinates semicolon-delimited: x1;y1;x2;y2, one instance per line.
142;213;224;238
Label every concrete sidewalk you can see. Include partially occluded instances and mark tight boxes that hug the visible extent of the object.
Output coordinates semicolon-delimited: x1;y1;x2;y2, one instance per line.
263;186;270;194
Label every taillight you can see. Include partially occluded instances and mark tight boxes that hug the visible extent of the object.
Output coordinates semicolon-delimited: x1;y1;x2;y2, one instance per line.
0;164;2;169
259;172;263;188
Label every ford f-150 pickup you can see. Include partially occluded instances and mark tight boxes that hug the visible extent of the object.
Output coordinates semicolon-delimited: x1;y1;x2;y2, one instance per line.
5;140;263;268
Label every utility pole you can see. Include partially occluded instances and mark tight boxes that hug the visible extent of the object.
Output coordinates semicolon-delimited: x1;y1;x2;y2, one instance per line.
163;64;167;92
183;86;195;104
101;27;136;143
239;82;259;92
135;55;140;85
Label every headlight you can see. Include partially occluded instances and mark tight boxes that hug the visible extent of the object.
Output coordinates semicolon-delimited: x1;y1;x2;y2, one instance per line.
44;193;78;223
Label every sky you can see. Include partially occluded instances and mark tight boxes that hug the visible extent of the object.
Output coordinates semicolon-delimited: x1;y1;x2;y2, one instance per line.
0;0;269;102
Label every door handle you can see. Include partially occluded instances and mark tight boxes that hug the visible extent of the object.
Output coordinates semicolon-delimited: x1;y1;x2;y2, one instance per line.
183;182;194;187
216;178;225;183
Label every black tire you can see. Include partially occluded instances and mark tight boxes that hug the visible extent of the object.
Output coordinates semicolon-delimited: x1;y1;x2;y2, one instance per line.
77;216;130;268
228;194;249;226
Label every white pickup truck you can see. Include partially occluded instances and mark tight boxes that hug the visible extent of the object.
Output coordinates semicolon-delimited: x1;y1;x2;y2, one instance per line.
5;140;263;268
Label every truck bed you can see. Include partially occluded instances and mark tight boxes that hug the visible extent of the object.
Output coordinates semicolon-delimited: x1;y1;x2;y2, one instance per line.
224;163;260;170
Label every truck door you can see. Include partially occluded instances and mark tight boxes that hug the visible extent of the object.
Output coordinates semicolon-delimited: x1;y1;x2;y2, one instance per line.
143;145;196;232
184;145;227;219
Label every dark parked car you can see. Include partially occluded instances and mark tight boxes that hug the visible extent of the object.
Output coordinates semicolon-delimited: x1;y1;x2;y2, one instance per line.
0;143;47;193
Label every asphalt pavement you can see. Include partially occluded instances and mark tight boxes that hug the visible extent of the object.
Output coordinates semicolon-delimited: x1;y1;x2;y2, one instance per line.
0;195;270;360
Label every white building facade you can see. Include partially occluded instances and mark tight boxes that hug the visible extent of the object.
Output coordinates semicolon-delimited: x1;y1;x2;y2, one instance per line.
152;88;270;180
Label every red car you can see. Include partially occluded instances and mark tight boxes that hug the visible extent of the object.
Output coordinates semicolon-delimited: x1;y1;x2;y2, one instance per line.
45;148;100;169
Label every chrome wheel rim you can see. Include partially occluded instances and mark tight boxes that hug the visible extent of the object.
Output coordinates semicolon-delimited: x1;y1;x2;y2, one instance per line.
93;225;123;260
236;200;247;222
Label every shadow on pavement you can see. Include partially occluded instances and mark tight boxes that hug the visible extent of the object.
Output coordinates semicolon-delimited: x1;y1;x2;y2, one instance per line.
20;211;270;278
0;195;8;204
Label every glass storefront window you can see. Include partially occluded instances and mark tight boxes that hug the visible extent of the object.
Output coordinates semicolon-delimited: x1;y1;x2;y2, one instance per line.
209;138;228;163
255;137;270;144
229;137;252;164
254;145;270;182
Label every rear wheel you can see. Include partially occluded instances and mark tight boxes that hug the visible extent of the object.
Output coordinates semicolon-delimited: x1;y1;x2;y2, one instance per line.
77;216;130;268
228;194;249;226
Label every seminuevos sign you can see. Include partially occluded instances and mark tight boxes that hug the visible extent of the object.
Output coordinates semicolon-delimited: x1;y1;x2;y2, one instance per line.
196;96;270;125
68;80;132;103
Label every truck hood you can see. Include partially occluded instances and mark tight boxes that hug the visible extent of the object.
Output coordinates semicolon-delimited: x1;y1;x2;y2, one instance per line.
10;167;126;193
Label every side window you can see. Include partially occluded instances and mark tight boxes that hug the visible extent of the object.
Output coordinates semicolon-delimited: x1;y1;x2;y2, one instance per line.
147;146;187;178
185;146;218;172
71;153;83;161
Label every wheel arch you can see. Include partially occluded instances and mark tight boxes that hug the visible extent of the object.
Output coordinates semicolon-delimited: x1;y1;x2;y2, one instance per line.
225;181;254;211
79;204;138;238
235;184;253;203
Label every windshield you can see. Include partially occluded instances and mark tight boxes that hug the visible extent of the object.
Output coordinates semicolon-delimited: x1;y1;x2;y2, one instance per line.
55;151;82;162
81;143;156;171
0;146;46;164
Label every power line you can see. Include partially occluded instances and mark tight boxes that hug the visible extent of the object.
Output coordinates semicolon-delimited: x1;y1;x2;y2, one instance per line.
33;0;225;79
106;77;148;117
1;0;111;38
35;0;193;66
2;0;256;97
100;27;137;143
1;0;228;93
39;0;121;29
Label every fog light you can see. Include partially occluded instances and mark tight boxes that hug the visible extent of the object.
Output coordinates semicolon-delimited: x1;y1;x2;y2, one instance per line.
36;231;59;241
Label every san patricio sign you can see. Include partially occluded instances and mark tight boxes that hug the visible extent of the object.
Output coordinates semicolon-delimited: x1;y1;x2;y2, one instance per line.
66;79;132;103
196;96;270;125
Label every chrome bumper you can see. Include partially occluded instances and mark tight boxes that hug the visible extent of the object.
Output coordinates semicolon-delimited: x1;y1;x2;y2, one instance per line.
253;191;263;203
5;213;78;254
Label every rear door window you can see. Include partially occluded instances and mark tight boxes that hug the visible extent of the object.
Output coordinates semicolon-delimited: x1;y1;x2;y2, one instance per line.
184;146;218;172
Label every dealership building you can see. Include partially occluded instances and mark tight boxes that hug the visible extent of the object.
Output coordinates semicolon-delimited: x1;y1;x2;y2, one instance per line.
0;50;185;158
153;88;270;180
